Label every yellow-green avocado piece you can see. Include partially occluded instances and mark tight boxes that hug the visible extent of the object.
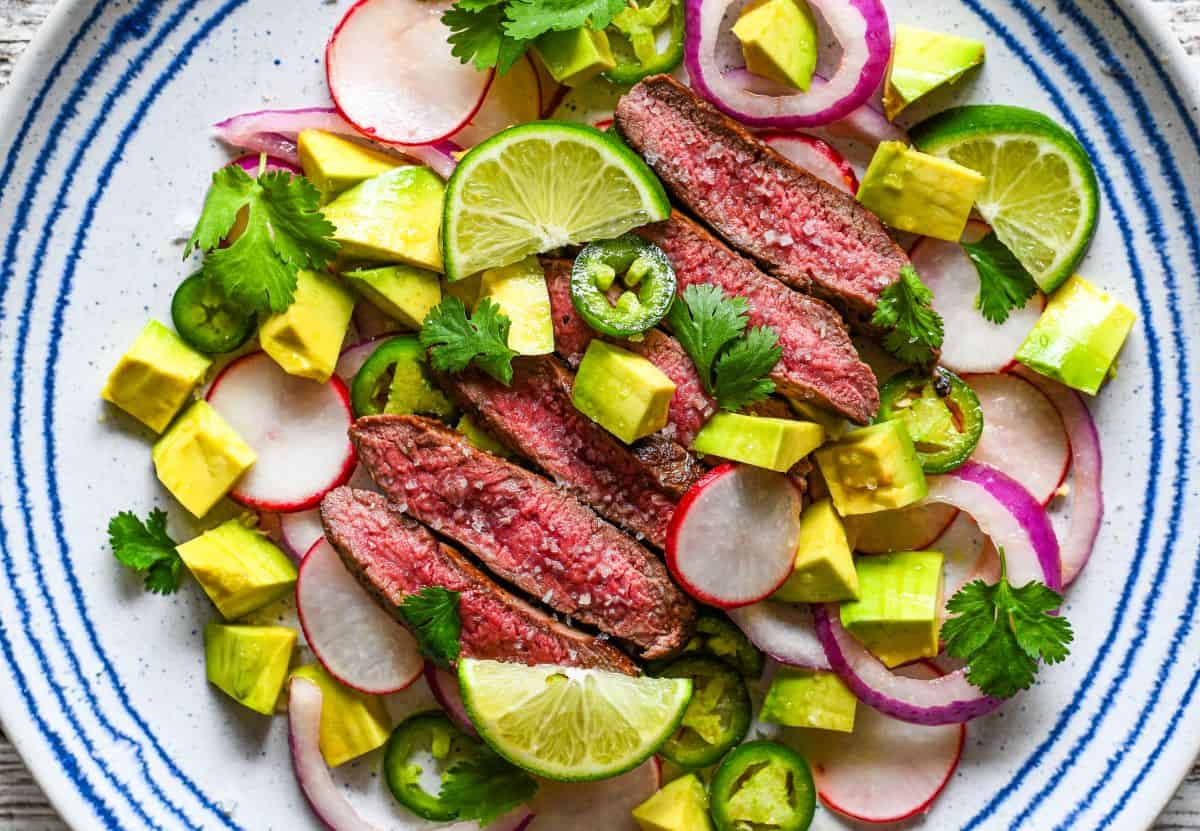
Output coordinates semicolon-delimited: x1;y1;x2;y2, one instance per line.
476;256;555;356
815;420;927;516
290;664;392;767
343;264;441;330
883;25;985;120
573;340;676;444
176;519;297;619
152;401;256;518
840;550;944;667
259;269;355;383
297;129;399;201
633;773;714;831
759;668;857;732
1016;274;1135;395
857;141;985;241
101;320;211;433
773;498;859;603
534;27;616;88
457;414;513;458
324;166;445;271
204;623;296;715
692;412;824;473
731;0;819;91
724;757;795;826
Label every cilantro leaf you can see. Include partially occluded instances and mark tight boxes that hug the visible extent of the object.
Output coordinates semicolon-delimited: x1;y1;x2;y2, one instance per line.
443;4;527;74
186;164;338;313
711;325;780;411
872;265;945;365
963;232;1039;324
439;747;538;826
502;0;627;40
397;587;462;668
108;509;185;594
941;548;1074;699
421;297;518;385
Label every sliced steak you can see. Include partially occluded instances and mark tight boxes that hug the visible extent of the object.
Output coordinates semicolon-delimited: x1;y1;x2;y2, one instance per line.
436;355;695;540
351;415;696;659
321;487;637;674
615;75;910;322
638;212;879;424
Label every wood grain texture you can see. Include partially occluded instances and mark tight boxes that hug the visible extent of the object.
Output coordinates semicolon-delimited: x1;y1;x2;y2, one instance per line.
0;0;1198;827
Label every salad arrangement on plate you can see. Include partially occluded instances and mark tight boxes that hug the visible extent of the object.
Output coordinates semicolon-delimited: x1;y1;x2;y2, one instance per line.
97;0;1135;826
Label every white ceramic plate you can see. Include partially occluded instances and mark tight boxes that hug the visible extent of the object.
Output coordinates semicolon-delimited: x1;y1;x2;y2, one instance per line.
1;0;1199;829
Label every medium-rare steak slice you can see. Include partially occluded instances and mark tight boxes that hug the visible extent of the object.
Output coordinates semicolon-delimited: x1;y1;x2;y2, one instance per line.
615;75;910;322
638;212;879;424
436;355;697;539
321;487;637;674
351;415;696;658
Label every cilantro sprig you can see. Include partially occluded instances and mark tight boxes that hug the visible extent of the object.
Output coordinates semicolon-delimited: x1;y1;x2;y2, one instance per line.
963;232;1040;324
871;265;945;365
397;587;462;668
421;297;518;385
941;548;1074;699
439;746;539;826
667;284;782;411
185;159;338;314
442;0;626;73
107;509;185;594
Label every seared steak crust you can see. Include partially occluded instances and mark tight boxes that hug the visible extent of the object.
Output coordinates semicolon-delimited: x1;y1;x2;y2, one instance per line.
321;487;637;674
615;75;910;322
351;415;696;659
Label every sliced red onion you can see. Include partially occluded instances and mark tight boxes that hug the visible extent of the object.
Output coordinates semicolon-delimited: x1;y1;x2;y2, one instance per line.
813;605;1001;725
727;601;830;670
923;461;1062;591
685;0;891;128
425;660;477;737
825;99;910;146
231;154;302;175
1014;367;1103;585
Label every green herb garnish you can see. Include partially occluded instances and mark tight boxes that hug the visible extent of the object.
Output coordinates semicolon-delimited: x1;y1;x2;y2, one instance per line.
963;232;1040;324
421;297;518;385
439;746;539;825
397;587;462;667
872;264;945;365
107;509;184;595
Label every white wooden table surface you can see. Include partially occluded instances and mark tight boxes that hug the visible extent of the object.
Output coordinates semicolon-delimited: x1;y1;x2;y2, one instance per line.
1;0;1198;827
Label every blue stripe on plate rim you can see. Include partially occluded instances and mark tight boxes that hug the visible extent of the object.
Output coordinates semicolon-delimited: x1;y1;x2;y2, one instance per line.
0;1;1194;830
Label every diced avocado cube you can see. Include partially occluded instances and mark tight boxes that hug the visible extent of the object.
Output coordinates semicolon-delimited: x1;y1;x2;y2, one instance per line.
260;269;355;383
152;401;256;518
457;414;512;458
324;166;445;271
101;320;211;433
814;421;927;516
633;774;715;831
883;25;986;120
290;664;391;767
572;340;675;444
343;264;441;330
857;141;985;242
297;129;399;201
840;550;944;667
1016;274;1135;395
759;668;857;732
534;27;616;88
731;0;819;91
692;413;824;472
788;400;849;441
176;519;297;619
204;623;296;715
476;256;555;356
773;498;859;603
723;758;793;826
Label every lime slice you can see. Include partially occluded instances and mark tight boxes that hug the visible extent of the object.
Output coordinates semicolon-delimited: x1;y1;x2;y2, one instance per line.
441;121;671;282
911;105;1099;293
458;658;692;781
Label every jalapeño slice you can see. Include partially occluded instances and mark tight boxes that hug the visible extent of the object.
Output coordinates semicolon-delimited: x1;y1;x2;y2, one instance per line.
570;234;677;338
170;271;255;354
654;656;751;769
383;710;484;821
877;367;983;474
350;335;456;420
710;741;816;831
604;0;685;84
649;613;765;679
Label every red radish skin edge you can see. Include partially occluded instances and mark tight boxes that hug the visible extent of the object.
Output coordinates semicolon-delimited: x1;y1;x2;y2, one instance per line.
425;660;477;737
760;131;859;194
727;602;831;670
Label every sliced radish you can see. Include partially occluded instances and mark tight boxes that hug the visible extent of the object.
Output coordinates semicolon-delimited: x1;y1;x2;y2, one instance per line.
934;512;988;601
326;0;493;146
206;352;356;512
297;539;424;695
667;464;802;608
966;372;1070;505
279;509;326;563
910;229;1045;374
527;758;660;831
798;661;965;822
425;661;476;737
452;54;541;147
727;601;830;670
845;503;958;554
761;132;858;194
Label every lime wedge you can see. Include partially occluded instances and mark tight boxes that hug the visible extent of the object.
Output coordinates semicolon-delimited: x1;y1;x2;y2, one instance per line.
457;658;692;781
911;105;1099;293
441;121;671;282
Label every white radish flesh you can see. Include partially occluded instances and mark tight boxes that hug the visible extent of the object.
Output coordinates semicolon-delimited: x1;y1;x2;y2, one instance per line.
452;54;541;147
526;758;660;831
279;509;325;562
762;132;859;194
727;602;830;670
425;661;477;737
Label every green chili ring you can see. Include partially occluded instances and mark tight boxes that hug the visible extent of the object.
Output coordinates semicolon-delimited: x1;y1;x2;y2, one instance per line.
570;234;677;338
654;655;751;769
709;741;816;831
383;711;482;821
170;271;256;354
350;336;455;420
603;0;685;84
877;366;984;474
